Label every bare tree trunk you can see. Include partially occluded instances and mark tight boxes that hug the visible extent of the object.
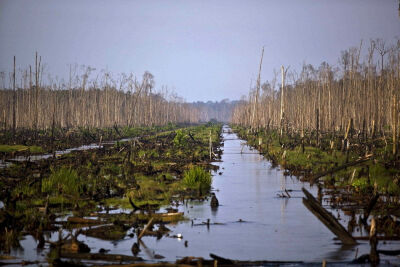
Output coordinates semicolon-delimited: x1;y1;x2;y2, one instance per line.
251;47;264;130
12;56;16;136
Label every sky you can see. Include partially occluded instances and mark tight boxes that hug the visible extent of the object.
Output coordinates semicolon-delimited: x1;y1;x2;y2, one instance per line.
0;0;399;102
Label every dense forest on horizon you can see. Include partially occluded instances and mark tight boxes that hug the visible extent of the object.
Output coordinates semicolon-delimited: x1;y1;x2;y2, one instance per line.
191;99;242;123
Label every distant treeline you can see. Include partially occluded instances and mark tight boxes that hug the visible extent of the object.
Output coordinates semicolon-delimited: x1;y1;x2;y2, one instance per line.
0;54;231;130
191;99;242;123
232;39;400;149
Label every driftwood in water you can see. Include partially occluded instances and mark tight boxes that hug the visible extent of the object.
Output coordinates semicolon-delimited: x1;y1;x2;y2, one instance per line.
302;188;357;245
310;154;373;184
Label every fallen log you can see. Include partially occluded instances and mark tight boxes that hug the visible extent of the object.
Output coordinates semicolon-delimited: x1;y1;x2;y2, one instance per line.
310;155;373;184
361;193;379;224
82;224;127;241
177;255;304;266
96;263;192;267
67;217;103;225
129;197;140;212
0;260;42;266
135;212;184;223
138;217;154;241
90;212;184;224
353;236;400;241
60;252;143;262
377;249;400;256
209;253;234;265
302;188;357;245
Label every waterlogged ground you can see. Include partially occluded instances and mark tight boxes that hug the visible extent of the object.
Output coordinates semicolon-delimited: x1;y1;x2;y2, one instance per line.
4;125;400;265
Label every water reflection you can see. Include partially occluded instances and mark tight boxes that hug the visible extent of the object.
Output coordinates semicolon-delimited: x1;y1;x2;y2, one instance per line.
143;126;344;262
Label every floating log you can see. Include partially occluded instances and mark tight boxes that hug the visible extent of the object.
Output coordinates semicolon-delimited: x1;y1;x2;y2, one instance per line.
310;155;373;184
302;188;357;245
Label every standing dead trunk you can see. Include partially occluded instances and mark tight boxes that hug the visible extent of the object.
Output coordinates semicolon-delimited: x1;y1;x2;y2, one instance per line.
251;47;264;131
12;56;16;137
392;94;398;156
316;108;319;146
369;217;379;265
280;66;285;137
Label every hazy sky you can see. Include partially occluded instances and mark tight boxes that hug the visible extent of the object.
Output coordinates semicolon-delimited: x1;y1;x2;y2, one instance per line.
0;0;399;102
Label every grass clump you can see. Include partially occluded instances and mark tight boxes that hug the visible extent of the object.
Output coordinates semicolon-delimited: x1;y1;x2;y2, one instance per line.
42;167;82;196
183;166;212;191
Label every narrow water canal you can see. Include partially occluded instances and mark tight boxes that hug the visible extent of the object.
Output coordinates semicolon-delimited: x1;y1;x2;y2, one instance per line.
143;125;372;262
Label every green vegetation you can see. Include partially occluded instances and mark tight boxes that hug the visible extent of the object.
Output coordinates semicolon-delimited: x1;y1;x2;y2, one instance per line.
0;123;222;256
2;123;222;211
42;167;82;196
233;126;400;195
183;166;212;191
0;144;43;153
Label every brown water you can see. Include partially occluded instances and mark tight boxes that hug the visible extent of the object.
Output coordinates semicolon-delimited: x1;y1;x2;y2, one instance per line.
8;125;400;265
